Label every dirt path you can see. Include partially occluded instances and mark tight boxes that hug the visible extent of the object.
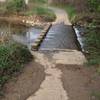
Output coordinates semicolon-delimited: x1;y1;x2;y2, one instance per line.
1;50;100;100
25;50;91;100
48;7;71;25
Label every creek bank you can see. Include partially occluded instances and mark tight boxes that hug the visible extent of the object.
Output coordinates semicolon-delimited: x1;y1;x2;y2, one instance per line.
0;15;47;27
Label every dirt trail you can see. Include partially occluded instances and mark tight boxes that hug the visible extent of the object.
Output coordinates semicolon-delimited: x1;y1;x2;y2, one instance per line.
48;7;71;25
25;7;97;100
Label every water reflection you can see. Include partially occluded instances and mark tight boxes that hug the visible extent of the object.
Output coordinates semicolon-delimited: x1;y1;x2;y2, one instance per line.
0;21;42;46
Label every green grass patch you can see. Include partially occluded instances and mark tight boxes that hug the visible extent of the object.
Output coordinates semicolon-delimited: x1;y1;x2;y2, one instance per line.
0;43;33;94
64;5;77;21
25;6;56;22
30;0;47;4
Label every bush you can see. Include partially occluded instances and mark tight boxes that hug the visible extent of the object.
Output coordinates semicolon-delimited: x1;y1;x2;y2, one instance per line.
85;23;100;65
88;0;100;12
0;43;33;91
6;0;26;13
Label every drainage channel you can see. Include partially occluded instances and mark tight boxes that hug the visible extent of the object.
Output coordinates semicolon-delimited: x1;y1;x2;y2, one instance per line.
31;23;52;51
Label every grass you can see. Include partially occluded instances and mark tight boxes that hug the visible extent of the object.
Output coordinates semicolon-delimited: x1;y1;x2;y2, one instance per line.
84;19;100;73
0;43;33;95
85;26;100;66
30;0;47;4
25;6;56;22
23;0;56;22
63;5;77;21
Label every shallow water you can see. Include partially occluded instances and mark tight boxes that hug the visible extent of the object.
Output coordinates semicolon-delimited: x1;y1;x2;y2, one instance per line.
39;23;78;50
0;21;42;46
73;25;86;52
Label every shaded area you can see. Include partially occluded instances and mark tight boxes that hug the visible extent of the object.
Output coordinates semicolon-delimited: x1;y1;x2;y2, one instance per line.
39;23;78;50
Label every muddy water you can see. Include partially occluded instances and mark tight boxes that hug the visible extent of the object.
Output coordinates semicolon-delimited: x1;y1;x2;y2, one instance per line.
0;21;42;46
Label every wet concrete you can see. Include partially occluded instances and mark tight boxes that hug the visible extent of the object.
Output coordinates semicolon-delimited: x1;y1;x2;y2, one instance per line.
39;23;78;50
0;21;42;46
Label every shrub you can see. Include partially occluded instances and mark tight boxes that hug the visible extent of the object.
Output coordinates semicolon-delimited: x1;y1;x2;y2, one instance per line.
88;0;100;12
0;43;33;91
85;23;100;65
52;4;76;21
6;0;26;13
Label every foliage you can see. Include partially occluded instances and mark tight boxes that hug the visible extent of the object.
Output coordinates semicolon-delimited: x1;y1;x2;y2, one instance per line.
88;0;100;12
64;5;76;21
30;0;47;4
6;0;26;13
85;20;100;65
0;43;33;92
